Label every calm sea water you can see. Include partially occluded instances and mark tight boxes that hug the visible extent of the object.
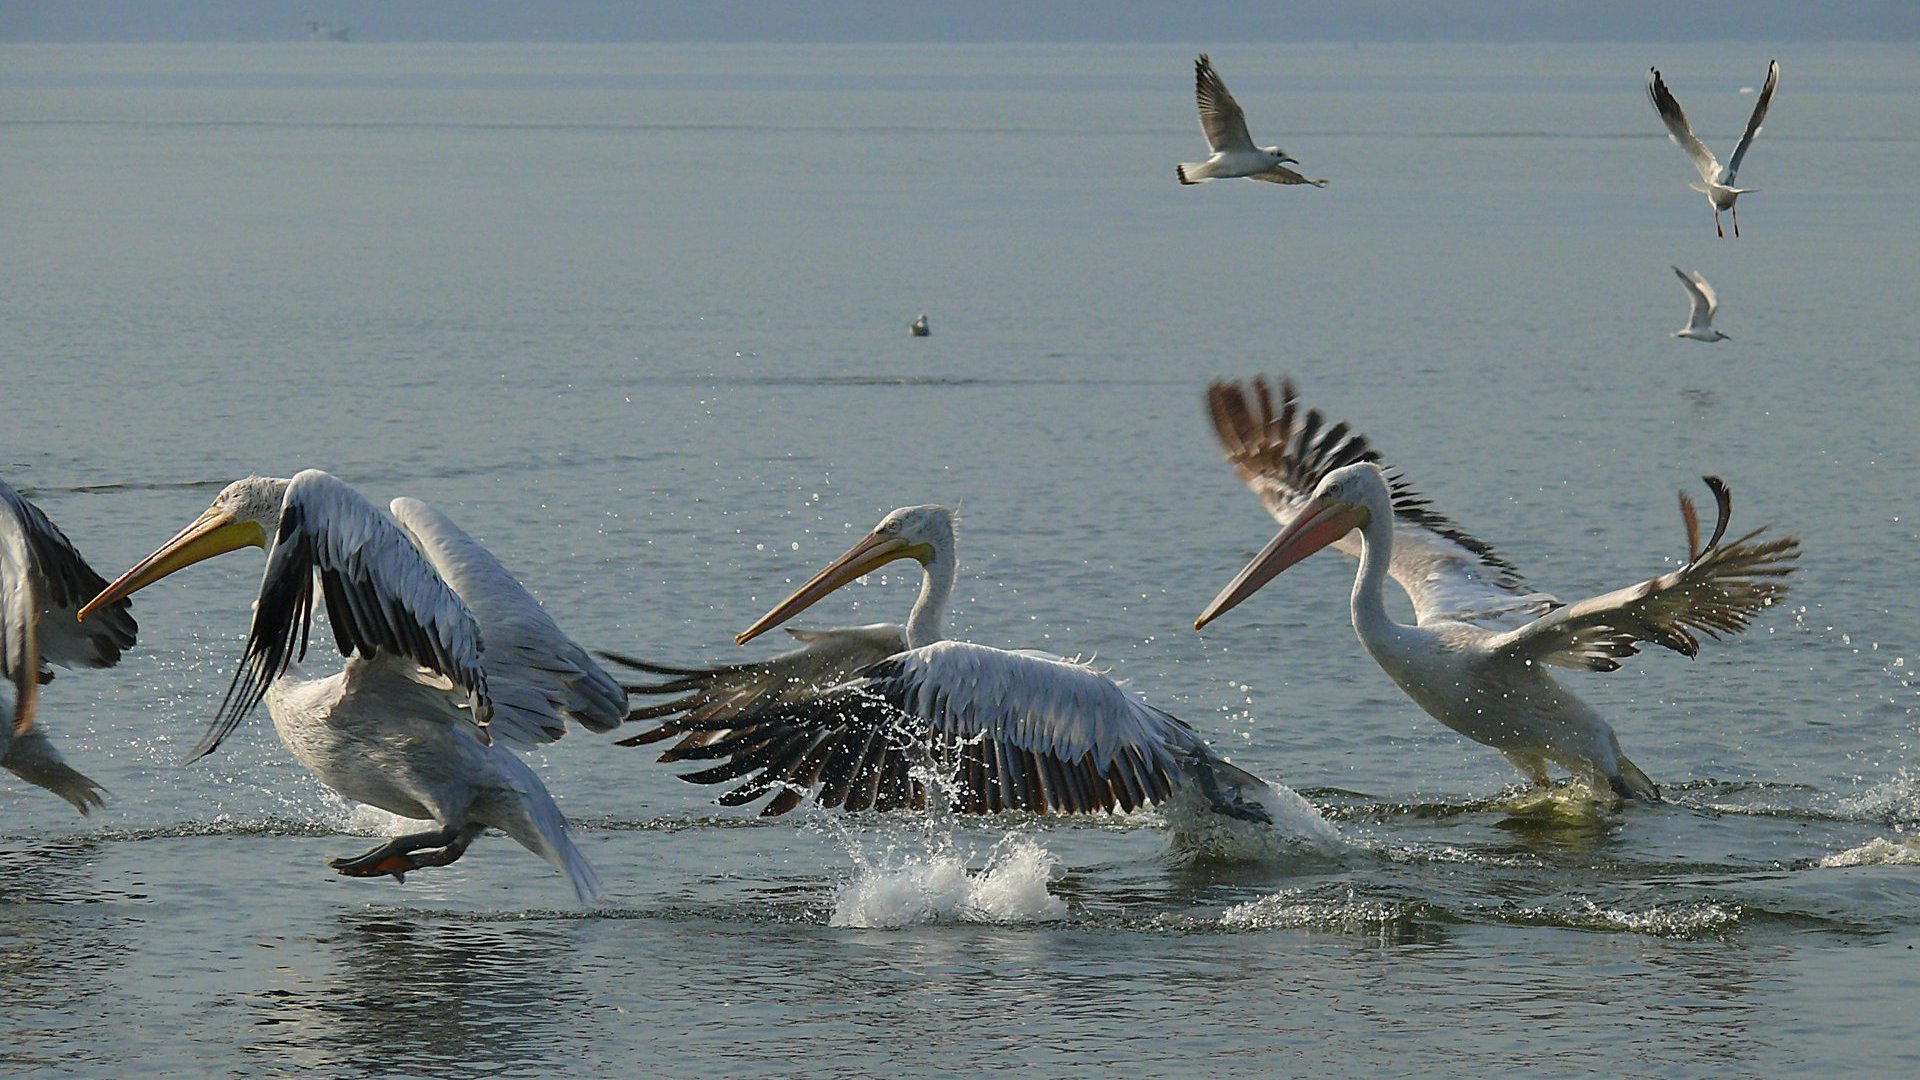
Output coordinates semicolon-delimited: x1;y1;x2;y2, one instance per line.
4;40;1919;1077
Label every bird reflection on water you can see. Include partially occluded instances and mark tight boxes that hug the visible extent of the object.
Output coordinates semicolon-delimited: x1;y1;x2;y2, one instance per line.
238;913;586;1078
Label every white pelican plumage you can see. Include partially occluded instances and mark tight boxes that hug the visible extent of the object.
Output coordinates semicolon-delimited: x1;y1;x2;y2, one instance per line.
1647;60;1779;237
2;480;137;813
1178;54;1327;188
606;505;1277;823
1194;379;1800;800
80;471;624;901
1672;265;1729;342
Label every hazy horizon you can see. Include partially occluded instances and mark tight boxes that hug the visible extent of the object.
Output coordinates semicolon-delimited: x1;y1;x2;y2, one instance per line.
3;0;1916;43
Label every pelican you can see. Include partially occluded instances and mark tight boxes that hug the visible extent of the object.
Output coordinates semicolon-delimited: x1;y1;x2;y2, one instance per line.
1647;60;1779;237
2;480;137;813
1672;265;1729;342
1194;378;1799;800
1178;54;1327;188
605;505;1279;824
80;471;625;901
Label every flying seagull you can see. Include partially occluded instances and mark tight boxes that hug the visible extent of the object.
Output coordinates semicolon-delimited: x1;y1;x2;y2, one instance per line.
1647;60;1779;237
1178;54;1326;188
1671;266;1729;342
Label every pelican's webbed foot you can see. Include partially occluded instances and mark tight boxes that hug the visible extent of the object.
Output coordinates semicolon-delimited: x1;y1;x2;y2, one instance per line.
329;824;477;882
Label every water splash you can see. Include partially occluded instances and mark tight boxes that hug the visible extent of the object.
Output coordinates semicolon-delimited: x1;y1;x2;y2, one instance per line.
337;800;422;838
1818;836;1920;867
828;830;1067;928
1501;897;1742;939
1219;888;1434;941
1838;772;1920;824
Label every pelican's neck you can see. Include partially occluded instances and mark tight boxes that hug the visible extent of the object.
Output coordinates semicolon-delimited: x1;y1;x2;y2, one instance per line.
905;544;955;649
1350;505;1401;644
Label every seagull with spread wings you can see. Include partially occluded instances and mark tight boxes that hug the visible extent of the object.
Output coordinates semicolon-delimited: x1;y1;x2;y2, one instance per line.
1178;53;1326;188
1671;265;1730;342
1194;378;1799;800
1647;60;1779;237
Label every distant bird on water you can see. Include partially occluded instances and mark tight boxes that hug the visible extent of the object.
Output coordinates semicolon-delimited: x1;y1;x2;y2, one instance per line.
1;479;137;813
910;314;930;337
1671;266;1729;342
1647;60;1779;237
1178;54;1326;188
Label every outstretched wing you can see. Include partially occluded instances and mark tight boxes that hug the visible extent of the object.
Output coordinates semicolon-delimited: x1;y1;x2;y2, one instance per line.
603;623;909;754
643;639;1207;818
1248;165;1327;187
0;497;40;733
1195;53;1257;154
198;470;488;760
1647;66;1720;185
1673;265;1717;326
1488;478;1799;671
1725;59;1779;184
0;481;137;673
1206;377;1557;627
2;481;139;733
388;497;626;750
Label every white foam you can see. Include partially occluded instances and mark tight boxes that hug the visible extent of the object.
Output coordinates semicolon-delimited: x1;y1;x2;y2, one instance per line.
829;834;1068;929
1818;836;1920;867
1219;889;1413;936
1518;898;1741;938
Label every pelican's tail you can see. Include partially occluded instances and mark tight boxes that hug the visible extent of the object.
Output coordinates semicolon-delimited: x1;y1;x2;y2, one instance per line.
493;753;602;904
3;729;106;815
1608;755;1661;803
1179;751;1274;824
1177;162;1211;185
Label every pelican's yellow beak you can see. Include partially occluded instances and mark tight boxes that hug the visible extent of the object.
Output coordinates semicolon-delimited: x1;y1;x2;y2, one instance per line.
79;507;267;621
736;530;930;645
1194;497;1368;631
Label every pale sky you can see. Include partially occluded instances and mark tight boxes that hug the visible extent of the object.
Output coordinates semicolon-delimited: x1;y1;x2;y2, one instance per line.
2;1;1915;43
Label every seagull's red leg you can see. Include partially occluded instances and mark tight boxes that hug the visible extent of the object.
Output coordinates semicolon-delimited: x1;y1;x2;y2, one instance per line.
1714;208;1724;238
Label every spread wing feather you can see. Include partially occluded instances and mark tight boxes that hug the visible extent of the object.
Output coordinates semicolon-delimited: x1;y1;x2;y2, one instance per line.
389;497;626;750
1206;377;1557;627
1489;477;1799;671
197;470;488;761
617;639;1207;817
1647;66;1720;185
1248;165;1327;187
1725;60;1779;183
2;480;139;734
603;624;907;750
1195;53;1256;154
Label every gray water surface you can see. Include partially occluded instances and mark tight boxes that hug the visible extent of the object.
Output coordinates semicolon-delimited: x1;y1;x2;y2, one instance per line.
3;41;1919;1077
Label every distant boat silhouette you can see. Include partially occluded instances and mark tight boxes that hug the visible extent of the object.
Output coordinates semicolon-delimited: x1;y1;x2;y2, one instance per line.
305;21;350;42
910;314;930;338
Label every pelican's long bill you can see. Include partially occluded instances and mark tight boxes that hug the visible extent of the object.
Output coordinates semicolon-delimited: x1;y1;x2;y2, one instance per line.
1194;497;1368;630
78;508;267;621
736;529;930;645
